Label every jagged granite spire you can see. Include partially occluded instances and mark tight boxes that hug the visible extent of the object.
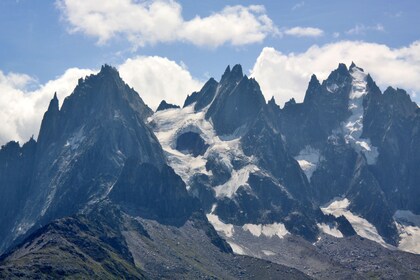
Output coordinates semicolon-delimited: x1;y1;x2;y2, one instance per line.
206;65;266;135
220;64;243;85
303;74;321;103
156;100;180;112
37;92;60;149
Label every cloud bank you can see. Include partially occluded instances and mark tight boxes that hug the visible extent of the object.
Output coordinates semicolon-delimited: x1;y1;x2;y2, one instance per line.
2;40;419;146
251;40;420;106
118;56;202;109
0;68;94;145
0;57;201;145
56;0;279;48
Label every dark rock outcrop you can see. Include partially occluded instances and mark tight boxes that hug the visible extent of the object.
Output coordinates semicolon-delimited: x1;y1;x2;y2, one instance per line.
156;100;180;111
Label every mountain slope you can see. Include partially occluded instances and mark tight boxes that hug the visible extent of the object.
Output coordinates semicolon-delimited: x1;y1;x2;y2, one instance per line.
0;202;310;280
0;65;166;253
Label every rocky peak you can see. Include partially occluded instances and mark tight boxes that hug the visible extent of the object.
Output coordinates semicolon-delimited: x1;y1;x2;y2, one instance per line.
382;87;418;117
37;93;61;149
220;64;243;85
206;66;266;136
156;100;180;112
303;74;321;103
98;64;120;79
323;63;351;89
48;92;59;113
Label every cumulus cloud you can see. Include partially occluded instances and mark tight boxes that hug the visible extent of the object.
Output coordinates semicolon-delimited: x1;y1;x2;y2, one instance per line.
0;68;94;145
0;56;201;145
346;24;384;35
251;40;420;106
118;56;202;109
56;0;278;48
284;27;324;37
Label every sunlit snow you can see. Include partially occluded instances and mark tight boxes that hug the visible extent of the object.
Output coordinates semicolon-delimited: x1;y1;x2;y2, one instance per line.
394;210;420;254
321;198;390;248
338;66;379;164
317;223;343;238
294;146;321;181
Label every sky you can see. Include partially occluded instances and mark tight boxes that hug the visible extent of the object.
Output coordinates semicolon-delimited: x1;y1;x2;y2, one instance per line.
0;0;419;145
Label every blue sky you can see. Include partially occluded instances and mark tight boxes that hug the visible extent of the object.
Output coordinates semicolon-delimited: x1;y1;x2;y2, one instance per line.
1;0;418;81
0;0;419;144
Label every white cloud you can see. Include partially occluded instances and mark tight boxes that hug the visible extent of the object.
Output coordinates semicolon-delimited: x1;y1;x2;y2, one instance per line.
292;1;305;11
284;26;324;37
251;40;420;107
0;56;201;145
0;68;94;145
346;24;384;35
56;0;278;48
118;56;202;109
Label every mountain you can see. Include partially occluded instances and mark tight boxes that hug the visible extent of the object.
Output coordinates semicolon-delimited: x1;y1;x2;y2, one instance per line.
0;62;419;279
156;100;180;112
0;65;166;253
0;201;310;279
0;65;312;279
151;62;420;277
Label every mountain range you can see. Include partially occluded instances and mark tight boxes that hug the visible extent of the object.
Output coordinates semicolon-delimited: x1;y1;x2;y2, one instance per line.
0;63;419;279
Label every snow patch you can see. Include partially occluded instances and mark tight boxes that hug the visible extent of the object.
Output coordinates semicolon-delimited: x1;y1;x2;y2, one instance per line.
228;242;246;255
294;146;321;180
394;210;420;254
214;164;258;198
261;250;276;256
206;213;234;238
317;223;343;238
64;127;86;150
242;223;289;239
151;105;256;197
338;66;379;164
321;198;390;248
326;83;339;93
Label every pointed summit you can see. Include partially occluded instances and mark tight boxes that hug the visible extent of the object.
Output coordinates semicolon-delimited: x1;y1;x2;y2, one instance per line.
99;64;120;77
156;100;180;112
303;74;321;103
231;64;243;79
47;92;59;113
37;93;60;150
268;96;277;105
337;63;348;74
220;65;231;81
220;64;243;84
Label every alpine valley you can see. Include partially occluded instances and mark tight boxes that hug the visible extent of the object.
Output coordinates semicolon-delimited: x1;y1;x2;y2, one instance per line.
0;63;419;279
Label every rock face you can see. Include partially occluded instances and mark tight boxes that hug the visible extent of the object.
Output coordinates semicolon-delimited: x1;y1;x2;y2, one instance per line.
206;65;266;136
153;64;341;243
275;62;420;247
0;201;311;280
0;62;419;279
109;159;200;226
152;62;419;262
0;65;165;253
156;100;180;111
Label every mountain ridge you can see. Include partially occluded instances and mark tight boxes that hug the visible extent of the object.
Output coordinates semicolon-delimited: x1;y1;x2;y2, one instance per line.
0;62;419;279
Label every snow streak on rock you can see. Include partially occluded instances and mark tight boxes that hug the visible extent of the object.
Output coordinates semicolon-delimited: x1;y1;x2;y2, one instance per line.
321;198;390;248
341;66;379;164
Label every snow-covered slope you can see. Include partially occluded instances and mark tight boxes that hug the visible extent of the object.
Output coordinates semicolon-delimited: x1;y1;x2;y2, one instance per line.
341;65;378;164
206;205;289;255
149;105;256;194
394;210;420;254
294;146;321;181
321;198;392;249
